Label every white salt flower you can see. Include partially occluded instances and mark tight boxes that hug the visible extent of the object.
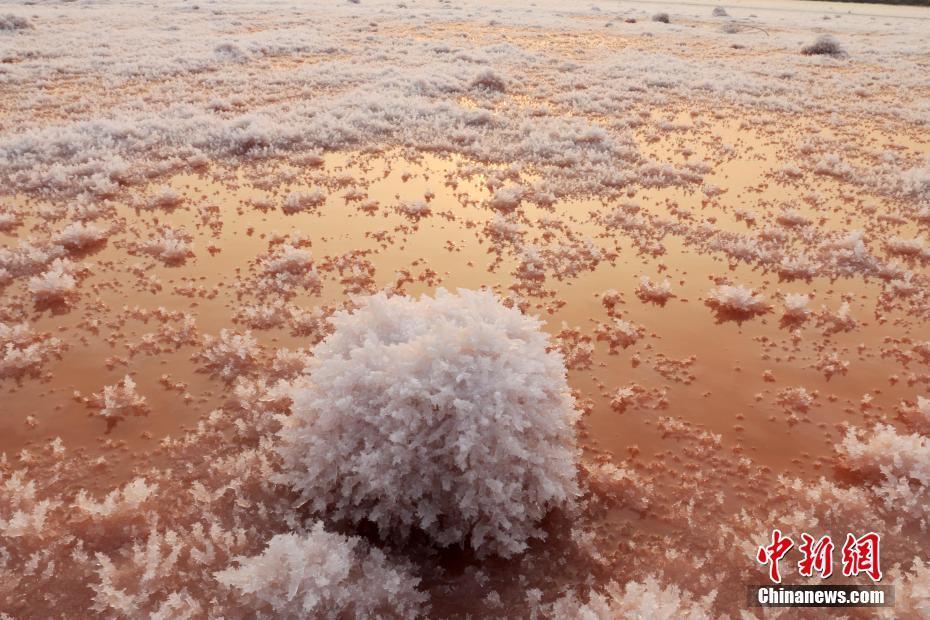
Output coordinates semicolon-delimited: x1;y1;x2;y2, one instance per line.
595;318;644;354
840;424;930;485
775;387;814;413
918;396;930;422
706;284;768;316
776;210;811;227
815;352;849;380
215;523;427;617
546;577;715;619
486;214;522;240
277;289;579;557
27;258;77;303
196;330;261;381
55;222;107;251
282;190;326;214
396;200;432;219
0;322;63;379
74;478;156;518
782;293;811;320
257;243;319;296
262;244;312;275
882;559;930;619
485;185;524;212
636;276;673;304
99;375;148;418
0;212;21;232
840;425;930;522
145;186;184;210
142;227;193;264
516;246;547;281
819;301;857;334
886;236;927;258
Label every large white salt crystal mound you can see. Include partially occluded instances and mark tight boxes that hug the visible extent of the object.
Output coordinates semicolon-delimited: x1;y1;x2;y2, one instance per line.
277;288;579;558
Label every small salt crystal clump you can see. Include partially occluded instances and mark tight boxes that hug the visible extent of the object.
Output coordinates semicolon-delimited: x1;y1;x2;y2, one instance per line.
706;284;769;316
486;214;522;240
886;235;928;259
546;577;715;618
595;318;643;354
145;186;184;210
636;276;674;304
74;477;156;518
256;242;320;296
397;200;432;219
27;258;77;303
196;329;261;381
142;227;193;264
277;289;579;557
215;523;428;617
485;185;524;212
54;222;108;251
282;189;326;214
0;322;63;379
98;375;148;418
782;293;810;321
261;243;312;275
918;396;930;422
0;211;21;232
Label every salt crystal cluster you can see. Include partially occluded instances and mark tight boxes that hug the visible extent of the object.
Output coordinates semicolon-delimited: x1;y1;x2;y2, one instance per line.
98;375;148;418
595;318;644;354
74;477;156;518
781;293;811;321
215;523;427;617
485;185;524;212
397;200;432;219
840;424;930;522
27;258;78;304
706;284;769;316
486;214;522;241
0;322;63;379
141;227;194;264
196;330;261;381
546;577;714;619
144;186;184;209
554;325;595;370
256;242;320;296
635;276;673;304
277;289;579;557
282;189;326;214
54;222;108;252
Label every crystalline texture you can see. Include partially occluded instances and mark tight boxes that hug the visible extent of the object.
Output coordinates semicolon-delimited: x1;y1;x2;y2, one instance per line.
215;523;427;618
277;289;579;557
